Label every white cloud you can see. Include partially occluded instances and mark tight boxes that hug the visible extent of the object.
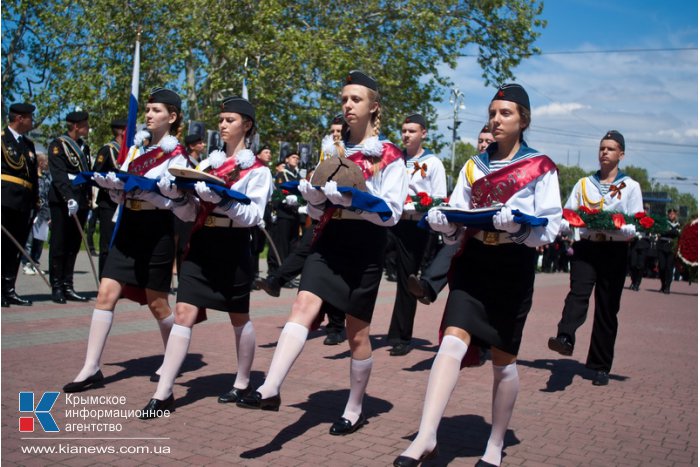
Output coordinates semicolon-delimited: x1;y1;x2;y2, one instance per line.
532;102;589;117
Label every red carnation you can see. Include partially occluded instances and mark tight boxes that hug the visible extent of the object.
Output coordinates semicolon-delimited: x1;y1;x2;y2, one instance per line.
416;192;429;198
639;216;655;229
579;206;600;215
419;197;432;207
405;195;413;204
282;189;289;195
443;197;449;204
634;212;646;219
611;213;626;230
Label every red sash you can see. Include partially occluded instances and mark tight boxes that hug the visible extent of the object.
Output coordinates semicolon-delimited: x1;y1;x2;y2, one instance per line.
127;144;186;176
470;155;557;208
346;143;403;180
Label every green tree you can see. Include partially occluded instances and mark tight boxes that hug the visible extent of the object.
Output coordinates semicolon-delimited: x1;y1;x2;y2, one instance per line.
556;164;589;203
444;139;477;189
2;0;546;151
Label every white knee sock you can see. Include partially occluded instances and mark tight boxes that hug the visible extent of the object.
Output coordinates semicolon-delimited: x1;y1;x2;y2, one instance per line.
341;356;373;424
75;309;114;382
153;324;192;401
257;322;308;399
233;321;256;390
154;313;175;376
482;362;519;466
401;335;467;460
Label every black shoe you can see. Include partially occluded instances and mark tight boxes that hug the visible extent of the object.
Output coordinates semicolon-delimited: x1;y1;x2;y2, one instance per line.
407;274;431;305
386;272;398;282
5;291;32;306
592;370;609;386
663;288;671;294
329;413;367;436
1;296;8;307
52;288;66;304
390;343;411;356
547;335;574;356
283;279;299;289
258;277;281;298
475;460;498;467
393;446;439;466
236;391;281;411
64;288;89;302
139;394;175;419
149;374;160;382
323;332;344;345
251;278;261;291
218;385;253;403
63;370;104;393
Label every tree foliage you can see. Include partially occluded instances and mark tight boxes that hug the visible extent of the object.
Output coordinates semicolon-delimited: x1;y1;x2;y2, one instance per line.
2;0;545;152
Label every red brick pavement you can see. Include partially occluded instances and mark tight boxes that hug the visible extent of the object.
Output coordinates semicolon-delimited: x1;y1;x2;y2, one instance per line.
2;258;697;466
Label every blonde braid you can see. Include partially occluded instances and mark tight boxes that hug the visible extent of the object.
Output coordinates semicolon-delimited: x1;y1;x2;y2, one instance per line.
371;104;382;137
334;129;346;158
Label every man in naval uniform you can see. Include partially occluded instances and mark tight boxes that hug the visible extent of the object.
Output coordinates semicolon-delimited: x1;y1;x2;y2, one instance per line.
1;103;38;307
48;111;92;303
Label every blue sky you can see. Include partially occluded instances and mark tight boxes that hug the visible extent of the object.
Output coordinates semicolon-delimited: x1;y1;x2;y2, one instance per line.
433;0;698;195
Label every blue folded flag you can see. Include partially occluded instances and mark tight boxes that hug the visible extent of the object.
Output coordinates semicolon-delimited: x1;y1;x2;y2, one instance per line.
73;172;250;204
418;207;548;232
174;180;250;204
280;181;392;221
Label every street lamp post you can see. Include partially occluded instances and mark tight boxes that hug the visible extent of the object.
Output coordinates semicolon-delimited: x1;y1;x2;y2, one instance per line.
449;88;465;176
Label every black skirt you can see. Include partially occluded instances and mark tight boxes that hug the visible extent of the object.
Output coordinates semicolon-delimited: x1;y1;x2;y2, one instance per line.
299;219;386;323
177;226;252;313
102;208;174;292
444;237;536;355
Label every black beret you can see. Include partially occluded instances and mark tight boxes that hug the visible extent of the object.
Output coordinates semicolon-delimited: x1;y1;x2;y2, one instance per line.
344;70;378;92
9;103;35;115
184;133;203;145
480;124;491;134
667;207;677;213
149;87;181;111
602;130;625;151
492;83;530;111
257;144;270;153
220;96;255;124
110;118;127;128
403;113;426;128
331;113;345;125
66;111;89;123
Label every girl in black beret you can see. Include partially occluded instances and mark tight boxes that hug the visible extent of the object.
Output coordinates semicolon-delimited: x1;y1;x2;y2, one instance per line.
63;88;189;393
138;96;273;417
394;84;562;467
238;71;408;436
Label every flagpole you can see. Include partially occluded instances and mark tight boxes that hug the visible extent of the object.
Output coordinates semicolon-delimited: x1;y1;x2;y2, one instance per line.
117;26;141;166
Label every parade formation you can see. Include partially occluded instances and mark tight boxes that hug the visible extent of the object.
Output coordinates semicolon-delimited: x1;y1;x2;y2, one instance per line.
1;63;697;465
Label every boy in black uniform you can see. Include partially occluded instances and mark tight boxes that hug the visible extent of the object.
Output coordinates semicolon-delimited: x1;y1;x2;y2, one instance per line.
48;111;92;303
657;208;680;294
92;118;126;278
268;150;302;274
1;103;38;307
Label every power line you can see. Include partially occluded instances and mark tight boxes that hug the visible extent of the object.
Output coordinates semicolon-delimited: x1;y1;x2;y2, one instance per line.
462;47;698;57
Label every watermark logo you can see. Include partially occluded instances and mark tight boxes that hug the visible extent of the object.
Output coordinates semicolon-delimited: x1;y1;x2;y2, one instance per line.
19;392;60;432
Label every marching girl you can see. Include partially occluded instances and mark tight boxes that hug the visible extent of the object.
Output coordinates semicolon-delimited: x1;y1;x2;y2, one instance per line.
393;84;561;467
63;88;189;393
237;71;408;436
139;96;272;417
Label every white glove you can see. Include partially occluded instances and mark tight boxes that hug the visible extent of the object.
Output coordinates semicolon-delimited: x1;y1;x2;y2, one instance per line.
404;201;416;211
492;207;520;233
298;179;327;205
194;181;222;204
106;172;125;190
427;208;456;235
108;189;125;204
621;224;636;239
321;180;352;207
560;219;571;234
284;194;299;207
298;205;308;215
67;199;79;216
93;173;111;189
157;176;183;200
